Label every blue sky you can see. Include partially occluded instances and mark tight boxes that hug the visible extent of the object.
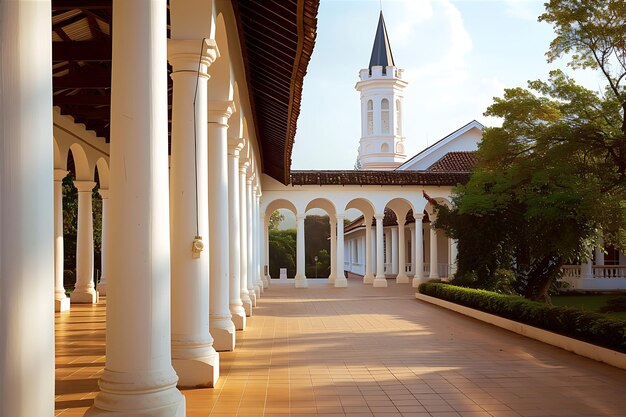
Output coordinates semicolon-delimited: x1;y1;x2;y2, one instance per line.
291;0;606;170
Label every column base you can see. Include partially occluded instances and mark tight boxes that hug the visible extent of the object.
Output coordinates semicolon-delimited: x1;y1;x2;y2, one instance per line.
230;305;247;331
173;353;219;388
55;297;70;312
242;297;253;316
334;276;348;288
294;273;308;288
396;274;409;284
85;402;185;417
70;289;99;304
254;285;261;298
412;276;425;288
84;370;185;417
98;282;107;296
363;274;375;284
328;273;336;284
210;322;236;352
249;290;257;307
262;277;269;288
373;277;388;288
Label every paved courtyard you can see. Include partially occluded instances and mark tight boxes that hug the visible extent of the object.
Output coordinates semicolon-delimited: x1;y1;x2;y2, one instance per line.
56;278;626;417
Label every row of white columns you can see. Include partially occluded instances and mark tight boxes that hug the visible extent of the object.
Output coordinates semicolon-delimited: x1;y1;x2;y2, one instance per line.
53;170;109;312
1;2;270;415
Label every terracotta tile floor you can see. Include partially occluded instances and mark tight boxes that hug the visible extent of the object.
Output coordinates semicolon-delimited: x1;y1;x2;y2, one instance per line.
56;278;626;417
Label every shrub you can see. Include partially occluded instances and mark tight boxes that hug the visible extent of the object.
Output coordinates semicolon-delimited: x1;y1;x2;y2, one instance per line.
418;282;626;353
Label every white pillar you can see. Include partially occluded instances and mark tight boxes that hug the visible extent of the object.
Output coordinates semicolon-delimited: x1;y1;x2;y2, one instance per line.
413;215;425;287
246;174;257;306
239;162;252;315
384;229;390;274
408;224;415;275
227;139;246;330
429;222;439;279
168;39;219;387
373;214;387;287
450;238;458;276
391;226;399;275
328;217;337;283
335;214;348;287
70;180;98;304
54;169;71;312
255;190;263;295
370;223;377;277
396;223;409;283
363;217;374;284
264;216;271;286
97;189;110;296
208;101;236;352
295;214;308;288
85;0;185;413
0;2;55;414
251;186;261;298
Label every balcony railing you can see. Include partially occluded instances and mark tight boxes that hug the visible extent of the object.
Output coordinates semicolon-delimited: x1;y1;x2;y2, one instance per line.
562;265;626;279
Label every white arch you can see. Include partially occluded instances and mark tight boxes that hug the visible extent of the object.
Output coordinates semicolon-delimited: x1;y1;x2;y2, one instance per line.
68;143;91;181
265;198;297;218
95;158;110;189
305;197;336;218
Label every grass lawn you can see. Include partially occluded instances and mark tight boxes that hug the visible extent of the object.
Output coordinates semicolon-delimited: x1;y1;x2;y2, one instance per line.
552;295;626;321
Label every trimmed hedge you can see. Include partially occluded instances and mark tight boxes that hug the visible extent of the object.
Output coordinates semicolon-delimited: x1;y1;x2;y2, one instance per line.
418;282;626;353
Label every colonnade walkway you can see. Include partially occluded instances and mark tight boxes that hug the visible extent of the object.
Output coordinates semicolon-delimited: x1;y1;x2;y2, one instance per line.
55;278;626;417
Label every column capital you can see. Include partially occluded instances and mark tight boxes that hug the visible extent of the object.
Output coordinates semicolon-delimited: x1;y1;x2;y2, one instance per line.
239;157;250;173
208;100;235;125
246;171;256;185
167;38;218;76
98;188;110;199
374;213;385;221
54;169;68;182
296;214;306;221
73;180;96;192
227;136;245;155
336;213;345;221
414;213;425;221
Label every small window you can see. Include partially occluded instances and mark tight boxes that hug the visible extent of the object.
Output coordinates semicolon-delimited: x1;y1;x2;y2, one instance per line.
381;143;390;153
367;100;373;135
381;99;390;134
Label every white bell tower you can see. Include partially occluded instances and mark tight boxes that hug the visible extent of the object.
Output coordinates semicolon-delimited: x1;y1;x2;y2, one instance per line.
356;11;408;170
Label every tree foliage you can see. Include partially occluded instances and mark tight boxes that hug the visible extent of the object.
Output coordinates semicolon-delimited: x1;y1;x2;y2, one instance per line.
268;210;285;231
436;0;626;302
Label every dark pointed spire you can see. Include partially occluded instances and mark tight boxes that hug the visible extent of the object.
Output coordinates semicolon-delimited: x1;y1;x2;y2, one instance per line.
368;11;395;69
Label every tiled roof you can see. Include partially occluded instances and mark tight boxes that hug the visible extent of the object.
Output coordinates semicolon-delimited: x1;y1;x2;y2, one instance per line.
427;152;478;172
290;170;470;186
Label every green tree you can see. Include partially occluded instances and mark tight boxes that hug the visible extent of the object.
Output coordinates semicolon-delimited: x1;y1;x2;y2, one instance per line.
437;0;626;302
268;210;285;231
268;229;296;278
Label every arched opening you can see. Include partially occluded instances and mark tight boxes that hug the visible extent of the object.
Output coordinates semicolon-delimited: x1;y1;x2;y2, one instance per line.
384;198;415;282
344;198;376;282
381;142;389;153
304;198;337;279
381;98;390;134
265;200;297;280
